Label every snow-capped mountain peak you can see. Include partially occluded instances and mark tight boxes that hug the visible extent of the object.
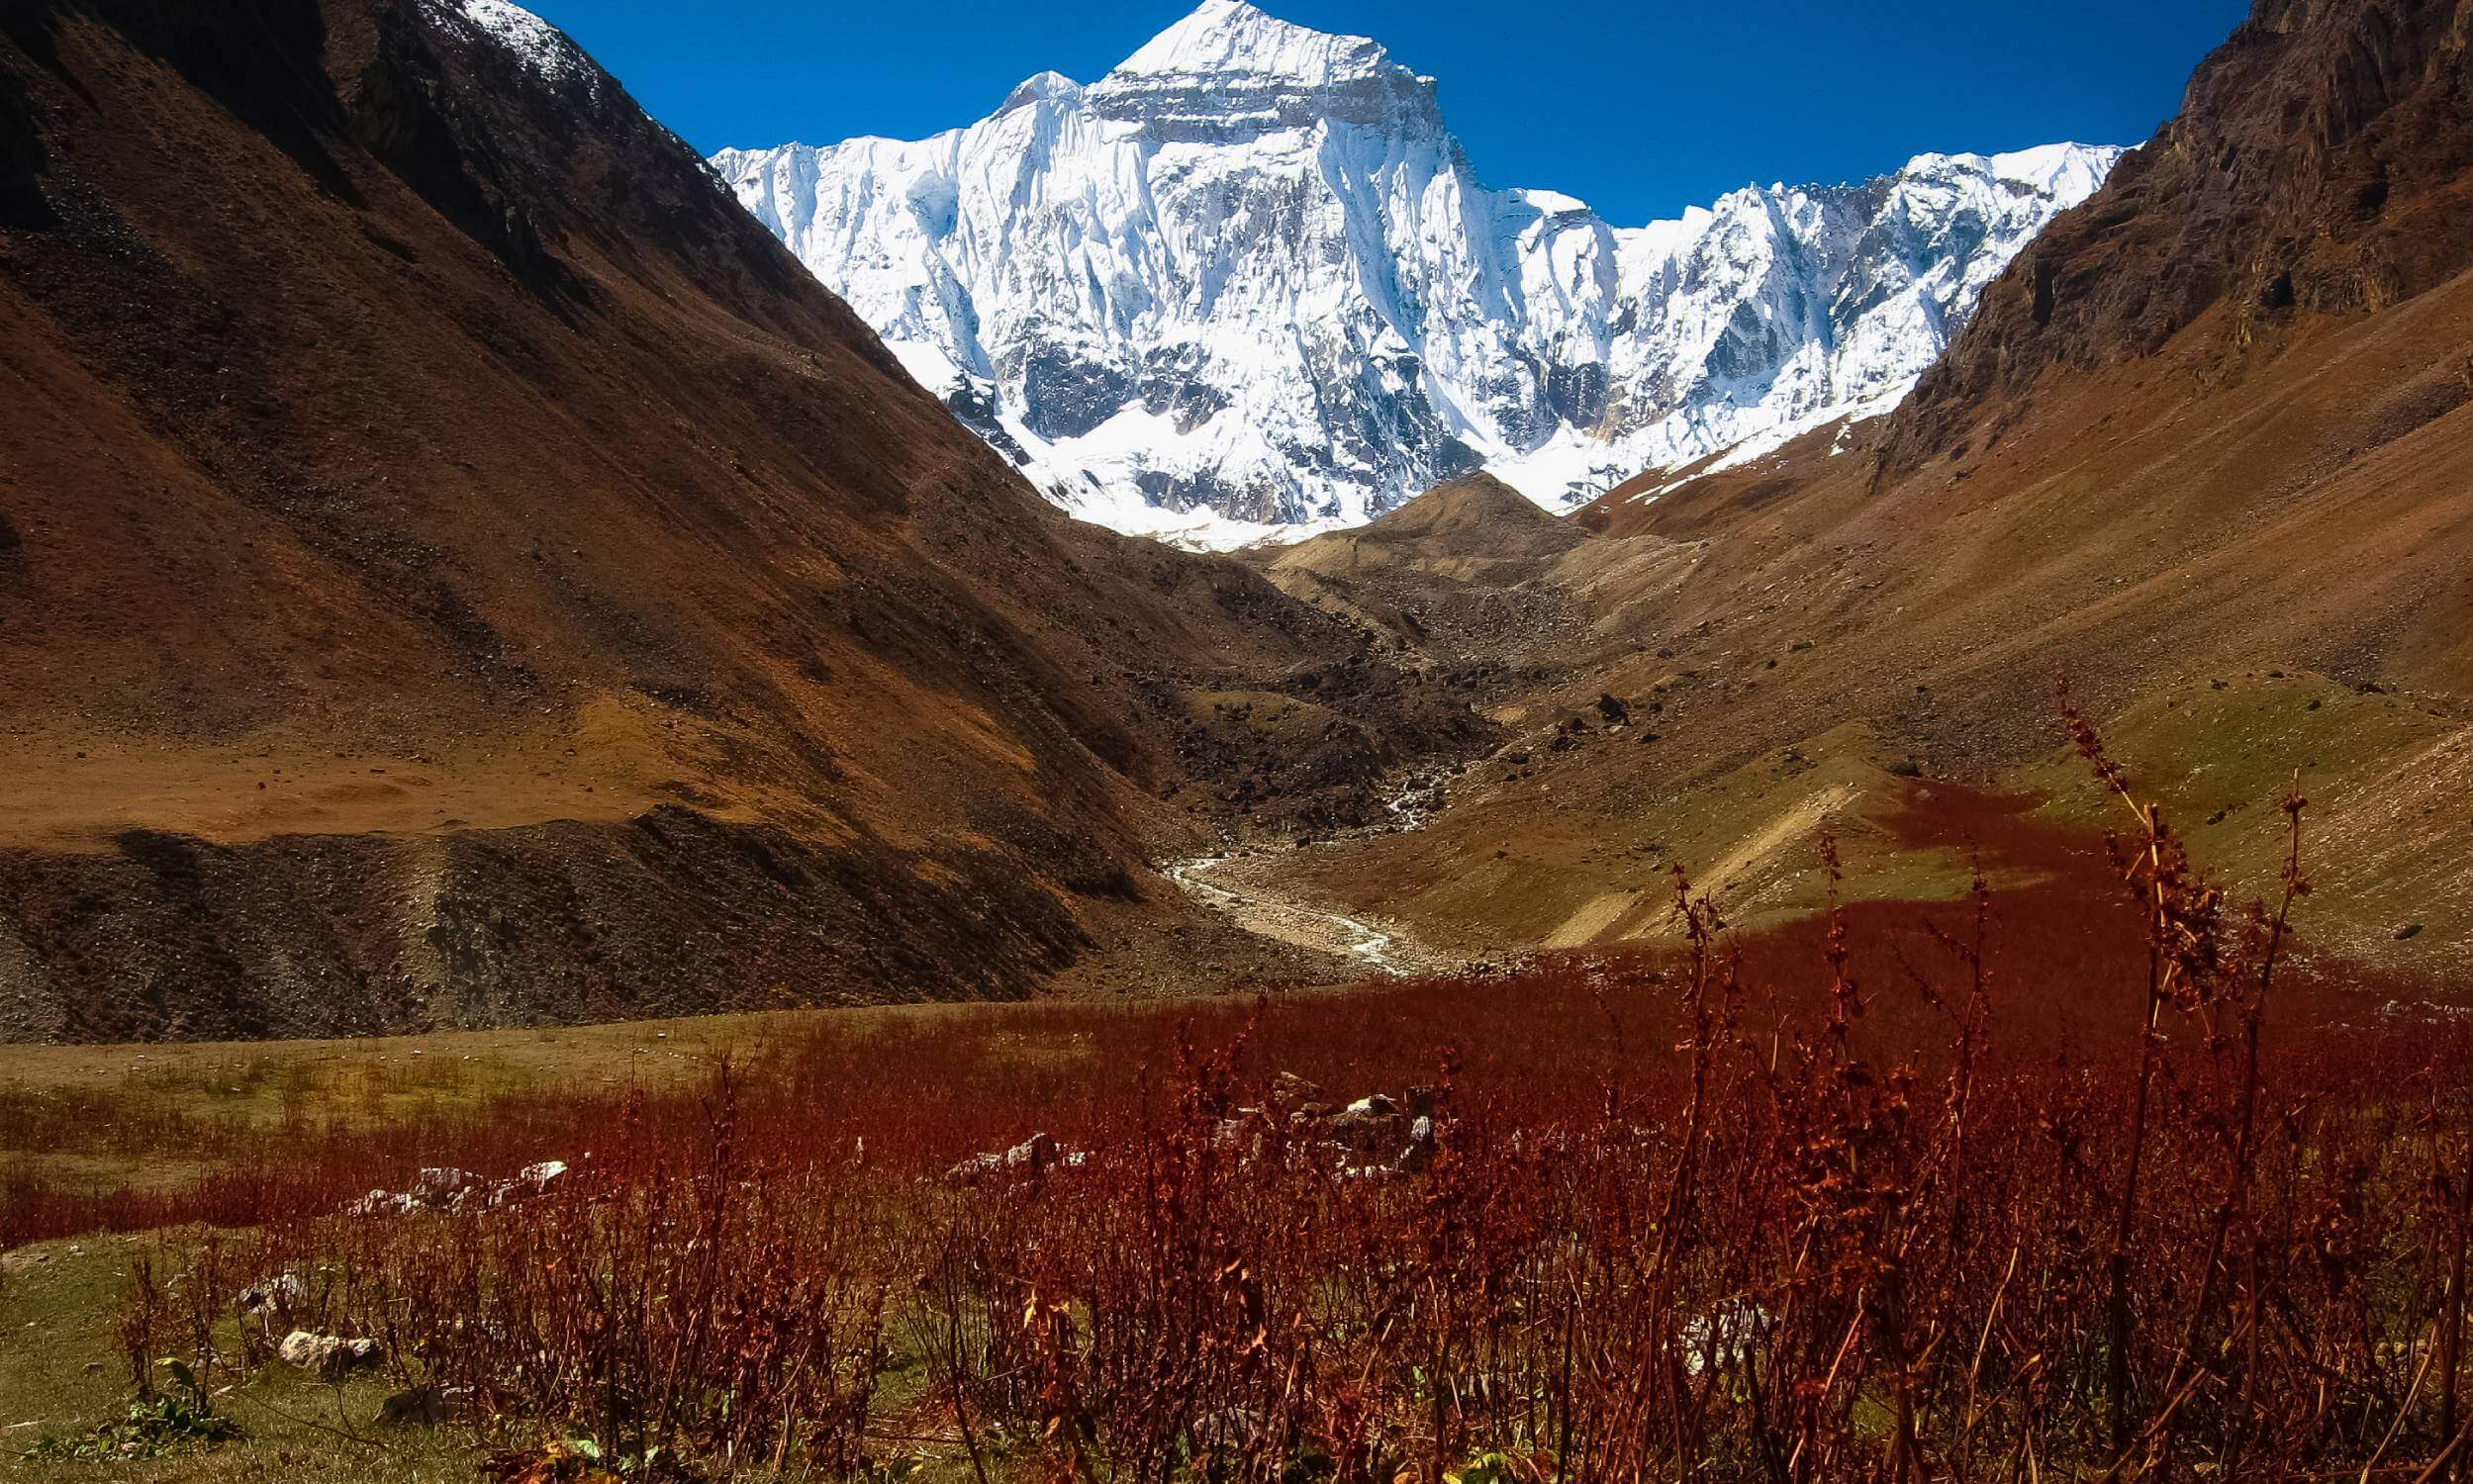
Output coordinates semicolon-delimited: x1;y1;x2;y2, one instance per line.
713;5;2121;547
1085;0;1441;139
1108;0;1396;86
1000;71;1086;112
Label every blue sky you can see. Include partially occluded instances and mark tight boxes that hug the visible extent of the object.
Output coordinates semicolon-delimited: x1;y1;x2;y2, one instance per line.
528;0;2250;225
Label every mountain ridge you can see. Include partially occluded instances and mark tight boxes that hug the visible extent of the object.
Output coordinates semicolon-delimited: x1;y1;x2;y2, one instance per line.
713;1;2120;544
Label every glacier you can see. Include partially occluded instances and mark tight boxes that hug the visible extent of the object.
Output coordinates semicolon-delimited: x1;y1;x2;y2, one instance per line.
711;0;2122;544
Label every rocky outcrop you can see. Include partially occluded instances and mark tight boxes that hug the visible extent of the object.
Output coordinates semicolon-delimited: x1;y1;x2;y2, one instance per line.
1884;0;2473;470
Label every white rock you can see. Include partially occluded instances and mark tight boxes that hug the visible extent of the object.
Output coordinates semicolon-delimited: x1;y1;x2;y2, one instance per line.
278;1330;382;1377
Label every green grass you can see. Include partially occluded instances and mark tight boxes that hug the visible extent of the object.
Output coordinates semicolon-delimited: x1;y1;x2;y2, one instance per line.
2017;668;2473;964
0;1003;1007;1207
2;1239;135;1444
2021;669;2437;836
0;1234;476;1482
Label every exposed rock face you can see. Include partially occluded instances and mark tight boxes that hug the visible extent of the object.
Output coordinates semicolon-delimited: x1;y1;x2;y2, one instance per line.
1886;0;2473;469
713;0;2118;542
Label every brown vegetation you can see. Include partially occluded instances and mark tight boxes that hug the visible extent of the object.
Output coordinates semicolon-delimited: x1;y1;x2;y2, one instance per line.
1;720;2456;1479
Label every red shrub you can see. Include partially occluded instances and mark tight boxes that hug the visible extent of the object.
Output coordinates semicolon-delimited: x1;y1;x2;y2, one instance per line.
19;716;2473;1479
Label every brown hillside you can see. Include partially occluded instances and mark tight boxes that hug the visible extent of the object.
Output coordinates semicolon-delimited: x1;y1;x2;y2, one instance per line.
1261;474;1698;676
1885;0;2473;470
1289;473;1579;563
0;0;1483;1040
1327;0;2473;975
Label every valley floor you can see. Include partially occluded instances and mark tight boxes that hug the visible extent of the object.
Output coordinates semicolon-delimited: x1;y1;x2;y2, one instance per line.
4;776;2467;1478
3;635;2466;1480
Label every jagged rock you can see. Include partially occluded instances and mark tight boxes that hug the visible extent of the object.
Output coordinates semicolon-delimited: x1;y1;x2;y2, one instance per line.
346;1159;573;1217
345;1189;421;1219
412;1167;482;1206
946;1133;1074;1184
1273;1070;1324;1101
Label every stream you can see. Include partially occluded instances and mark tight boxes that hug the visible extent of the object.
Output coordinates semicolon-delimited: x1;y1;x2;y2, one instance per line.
1164;768;1462;977
1165;855;1413;974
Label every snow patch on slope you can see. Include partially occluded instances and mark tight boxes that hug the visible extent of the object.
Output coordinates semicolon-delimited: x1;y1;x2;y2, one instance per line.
430;0;600;92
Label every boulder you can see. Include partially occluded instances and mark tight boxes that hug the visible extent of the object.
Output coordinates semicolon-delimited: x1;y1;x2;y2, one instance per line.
379;1384;474;1428
1329;1091;1440;1176
946;1132;1072;1184
1396;1115;1437;1174
278;1330;382;1380
1677;1300;1773;1377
